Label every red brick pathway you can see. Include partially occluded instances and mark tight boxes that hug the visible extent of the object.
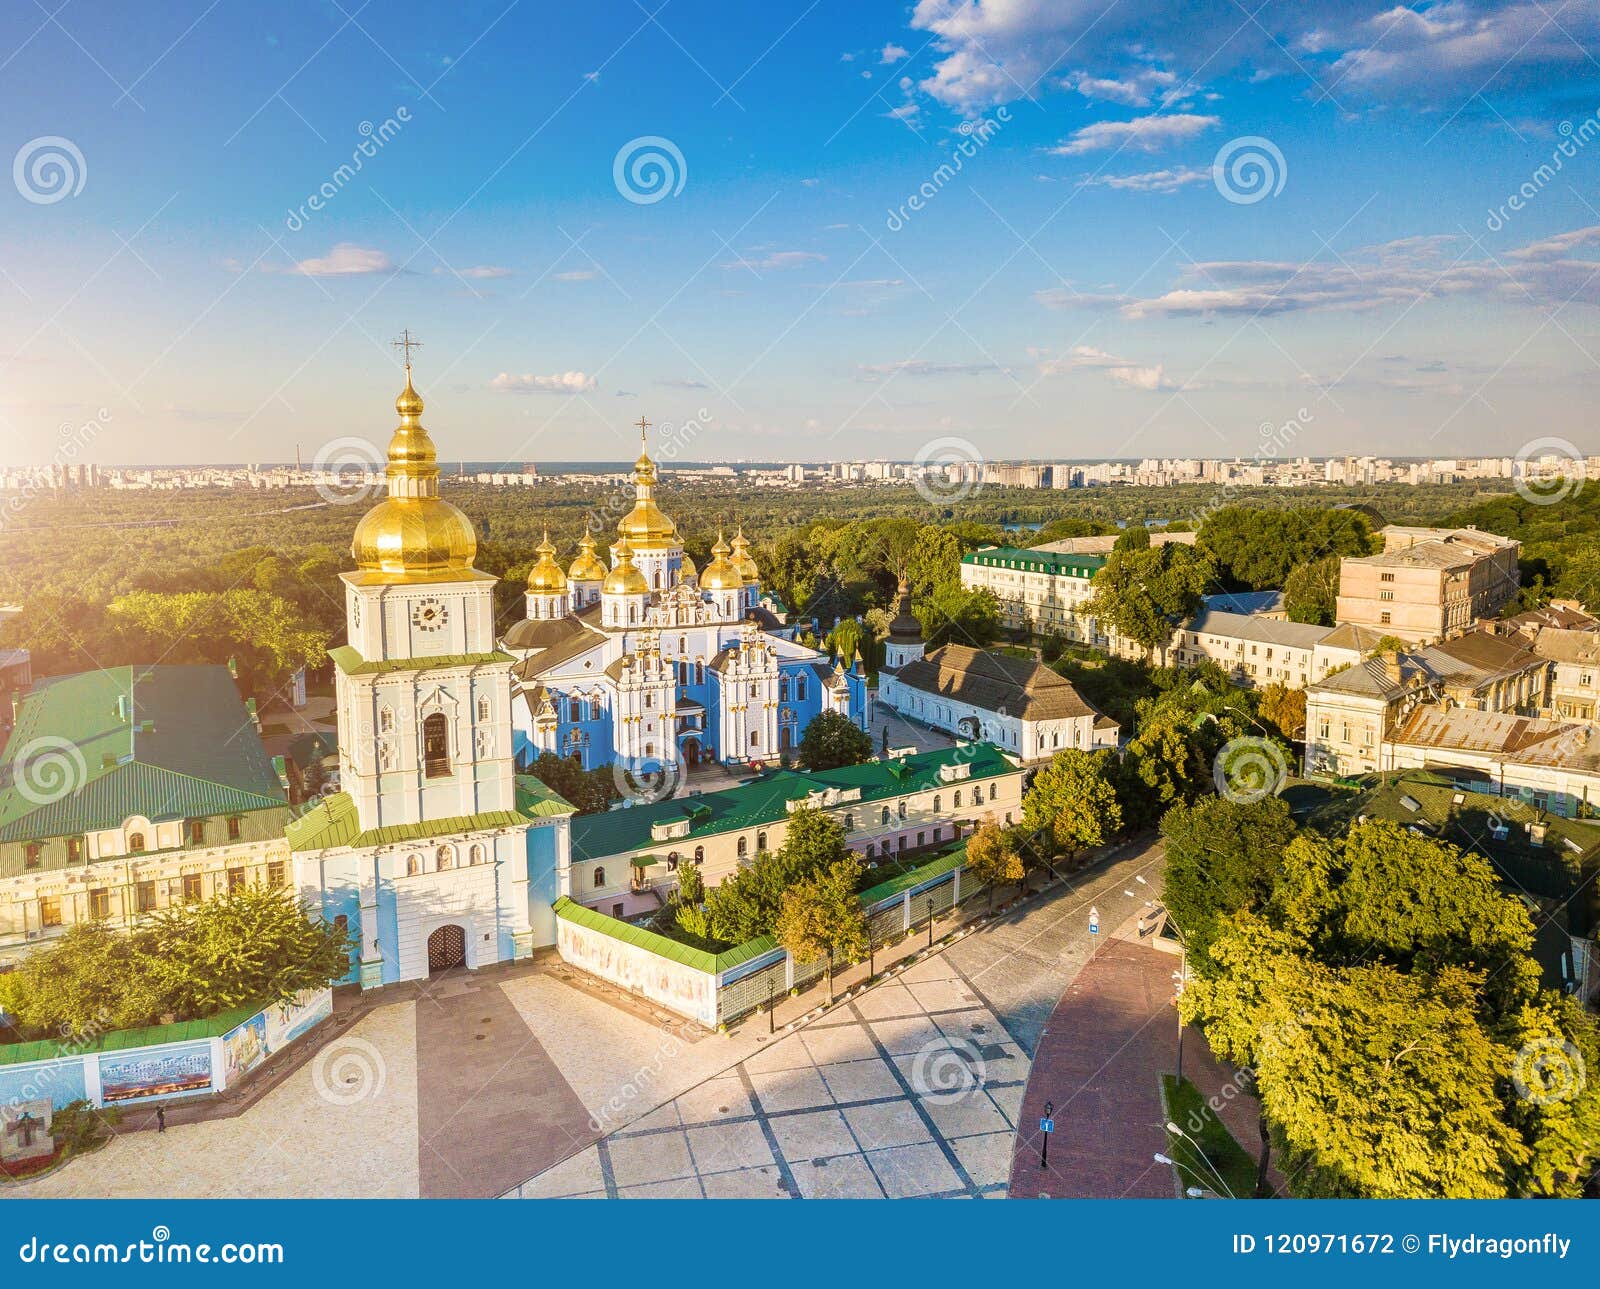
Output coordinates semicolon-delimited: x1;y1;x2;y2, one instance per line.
1007;931;1179;1198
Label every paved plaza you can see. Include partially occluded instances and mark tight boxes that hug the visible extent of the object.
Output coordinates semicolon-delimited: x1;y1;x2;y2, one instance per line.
5;840;1169;1200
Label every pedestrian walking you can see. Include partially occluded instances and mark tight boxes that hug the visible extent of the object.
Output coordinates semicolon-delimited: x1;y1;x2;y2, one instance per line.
156;1106;165;1133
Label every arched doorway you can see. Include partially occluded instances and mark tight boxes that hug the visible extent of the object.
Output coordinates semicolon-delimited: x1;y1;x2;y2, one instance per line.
681;736;703;765
427;924;466;974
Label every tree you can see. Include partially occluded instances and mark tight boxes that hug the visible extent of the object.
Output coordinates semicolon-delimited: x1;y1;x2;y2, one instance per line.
1022;749;1122;872
798;710;872;771
1159;794;1298;974
1283;554;1341;626
0;922;167;1037
524;754;620;815
826;617;865;668
920;584;1001;649
1198;506;1375;592
1258;682;1306;741
963;814;1024;910
1088;542;1214;656
145;885;352;1017
774;856;868;1000
701;807;848;944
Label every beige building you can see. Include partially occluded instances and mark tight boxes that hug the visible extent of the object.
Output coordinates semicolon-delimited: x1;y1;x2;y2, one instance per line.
1533;627;1600;723
566;743;1024;919
1334;525;1520;643
1168;607;1363;689
958;546;1109;643
0;665;292;965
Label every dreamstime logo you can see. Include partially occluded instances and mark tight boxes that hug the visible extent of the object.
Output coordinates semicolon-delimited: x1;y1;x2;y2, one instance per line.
312;435;387;505
884;108;1010;231
583;408;711;536
13;135;86;204
1486;110;1600;231
612;755;683;805
1212;136;1286;205
1212;736;1289;804
312;1038;387;1106
11;736;89;806
285;107;412;232
912;436;983;505
1513;436;1587;506
1511;1036;1586;1107
909;1036;986;1104
613;136;687;205
0;407;110;535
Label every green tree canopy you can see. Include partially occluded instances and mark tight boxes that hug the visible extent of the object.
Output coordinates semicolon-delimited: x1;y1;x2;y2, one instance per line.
1087;541;1214;654
1022;748;1123;863
797;710;873;771
774;855;868;998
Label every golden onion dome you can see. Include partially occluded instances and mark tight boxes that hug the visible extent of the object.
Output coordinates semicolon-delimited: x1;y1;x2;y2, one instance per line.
700;530;743;591
567;531;608;582
526;529;569;593
603;535;650;595
352;367;478;578
730;527;759;584
616;435;680;552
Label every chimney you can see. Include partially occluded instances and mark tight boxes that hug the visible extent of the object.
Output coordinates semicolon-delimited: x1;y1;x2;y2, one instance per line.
1382;652;1403;685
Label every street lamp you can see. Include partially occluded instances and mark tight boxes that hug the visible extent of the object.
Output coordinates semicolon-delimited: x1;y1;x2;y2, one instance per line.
1164;1121;1238;1199
767;976;776;1035
926;896;935;950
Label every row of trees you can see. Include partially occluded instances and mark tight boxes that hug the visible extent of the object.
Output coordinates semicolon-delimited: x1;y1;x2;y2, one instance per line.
0;886;351;1039
1163;795;1600;1197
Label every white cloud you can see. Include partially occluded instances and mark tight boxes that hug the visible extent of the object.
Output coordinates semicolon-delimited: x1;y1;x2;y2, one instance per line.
1067;69;1181;107
720;249;825;271
1049;113;1219;155
881;42;910;63
490;371;598;394
444;265;513;280
553;268;600;281
1076;165;1211;192
1053;344;1178;391
858;359;1009;380
288;243;396;277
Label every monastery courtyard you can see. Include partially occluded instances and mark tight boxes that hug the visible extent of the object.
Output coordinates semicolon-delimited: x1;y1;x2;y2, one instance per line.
7;842;1163;1200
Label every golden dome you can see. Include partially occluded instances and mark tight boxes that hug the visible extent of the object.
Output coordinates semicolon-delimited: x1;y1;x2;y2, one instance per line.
568;531;608;582
603;535;650;595
700;530;743;591
351;367;478;579
526;529;569;593
730;527;759;584
616;435;680;552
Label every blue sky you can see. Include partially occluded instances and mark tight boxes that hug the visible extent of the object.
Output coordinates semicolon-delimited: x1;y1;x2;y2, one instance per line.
2;0;1599;465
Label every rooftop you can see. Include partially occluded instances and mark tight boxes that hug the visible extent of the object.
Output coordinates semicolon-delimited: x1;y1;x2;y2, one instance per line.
1389;706;1600;772
0;665;286;844
571;742;1018;861
287;775;574;853
889;644;1108;724
962;546;1106;579
1180;606;1332;651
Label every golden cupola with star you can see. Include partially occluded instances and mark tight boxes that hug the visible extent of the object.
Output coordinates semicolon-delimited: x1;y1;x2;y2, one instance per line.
351;366;480;582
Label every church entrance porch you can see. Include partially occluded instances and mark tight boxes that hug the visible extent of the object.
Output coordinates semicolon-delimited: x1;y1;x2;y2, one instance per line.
427;923;467;974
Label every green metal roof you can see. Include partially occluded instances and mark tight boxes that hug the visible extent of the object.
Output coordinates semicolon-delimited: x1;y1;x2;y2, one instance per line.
570;743;1017;862
0;1003;262;1067
329;646;514;676
287;776;574;853
0;665;287;845
858;843;968;906
553;896;720;972
961;546;1105;579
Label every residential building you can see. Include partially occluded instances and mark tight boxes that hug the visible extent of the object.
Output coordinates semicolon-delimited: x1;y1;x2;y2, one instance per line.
0;664;292;965
1167;607;1358;689
1533;627;1600;723
958;546;1107;642
567;743;1024;918
1334;525;1521;643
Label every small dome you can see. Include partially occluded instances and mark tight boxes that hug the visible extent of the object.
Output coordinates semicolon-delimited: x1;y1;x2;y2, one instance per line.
604;536;650;595
526;530;569;593
568;532;608;581
730;528;759;584
700;530;743;591
353;497;477;575
679;552;699;583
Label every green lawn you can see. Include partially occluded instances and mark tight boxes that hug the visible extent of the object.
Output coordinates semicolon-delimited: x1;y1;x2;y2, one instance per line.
1160;1074;1263;1199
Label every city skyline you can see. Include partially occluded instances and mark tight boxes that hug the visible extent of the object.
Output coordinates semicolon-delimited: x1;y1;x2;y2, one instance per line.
2;2;1599;465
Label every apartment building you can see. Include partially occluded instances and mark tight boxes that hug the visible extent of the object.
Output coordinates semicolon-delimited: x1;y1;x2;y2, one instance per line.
1167;607;1363;689
958;546;1108;643
1533;627;1600;724
1334;525;1521;643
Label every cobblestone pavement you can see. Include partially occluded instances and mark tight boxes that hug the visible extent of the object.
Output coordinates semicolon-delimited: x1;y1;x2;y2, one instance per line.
505;953;1026;1199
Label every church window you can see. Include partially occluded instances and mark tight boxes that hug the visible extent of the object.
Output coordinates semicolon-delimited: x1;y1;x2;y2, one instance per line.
644;693;654;710
953;790;962;809
695;662;705;685
423;713;452;777
737;836;748;857
470;844;486;865
749;731;759;749
933;794;941;814
629;604;638;624
780;677;790;701
407;854;422;876
756;831;767;852
796;675;807;701
645;741;655;757
128;831;146;854
379;706;395;734
593;867;606;889
477;696;490;722
679;635;687;654
843;813;854;832
436;845;454;870
749;682;758;699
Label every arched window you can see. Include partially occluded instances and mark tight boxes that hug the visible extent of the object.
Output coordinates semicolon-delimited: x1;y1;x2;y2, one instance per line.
423;712;451;777
127;832;146;853
436;845;453;870
954;789;962;809
779;677;791;701
897;801;907;820
644;693;654;710
933;794;942;814
679;635;687;654
695;662;705;685
756;831;767;852
737;836;748;857
749;682;759;699
469;843;486;865
796;675;807;701
881;806;890;825
593;867;606;888
843;812;854;832
379;706;395;733
693;846;704;864
406;854;422;876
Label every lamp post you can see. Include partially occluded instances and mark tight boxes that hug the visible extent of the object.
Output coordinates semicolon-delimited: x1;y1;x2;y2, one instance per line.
1040;1099;1054;1171
767;976;775;1035
1163;1122;1238;1198
926;896;935;950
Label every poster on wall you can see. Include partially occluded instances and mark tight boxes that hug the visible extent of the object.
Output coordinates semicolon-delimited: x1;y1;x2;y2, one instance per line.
97;1045;213;1104
221;1013;268;1084
0;1059;87;1113
263;988;332;1051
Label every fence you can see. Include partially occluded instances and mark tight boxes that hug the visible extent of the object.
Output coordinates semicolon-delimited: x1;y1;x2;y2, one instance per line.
553;846;984;1029
0;988;333;1113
